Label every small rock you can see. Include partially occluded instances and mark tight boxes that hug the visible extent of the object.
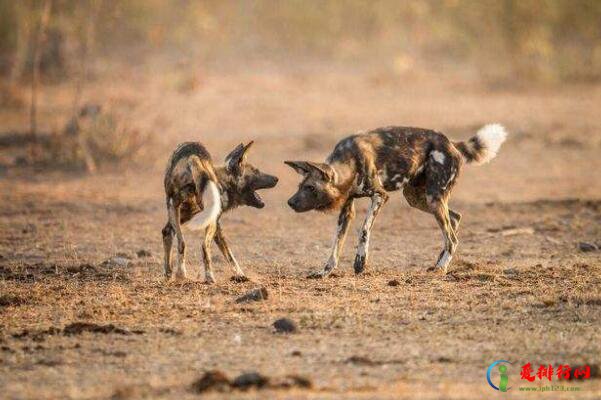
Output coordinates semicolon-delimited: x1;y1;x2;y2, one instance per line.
273;375;313;389
231;372;269;390
63;322;133;336
291;350;302;357
578;242;598;252
15;156;28;166
346;355;377;366
235;287;268;303
230;275;250;283
273;318;297;333
0;294;27;307
387;279;400;287
112;384;154;400
22;223;37;234
103;256;131;267
191;370;230;393
136;249;152;258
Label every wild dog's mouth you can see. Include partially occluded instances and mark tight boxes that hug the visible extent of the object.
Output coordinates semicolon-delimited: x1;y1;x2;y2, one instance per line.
244;190;265;208
245;175;278;208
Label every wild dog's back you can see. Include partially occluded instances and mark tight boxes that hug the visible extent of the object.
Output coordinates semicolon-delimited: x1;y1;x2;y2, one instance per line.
327;127;458;191
164;142;217;203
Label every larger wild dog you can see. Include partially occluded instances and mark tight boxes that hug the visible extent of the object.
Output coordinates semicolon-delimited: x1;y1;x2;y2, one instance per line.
163;141;278;282
286;124;507;277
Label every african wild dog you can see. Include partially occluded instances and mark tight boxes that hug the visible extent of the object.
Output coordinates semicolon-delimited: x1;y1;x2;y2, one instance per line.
286;124;507;277
162;141;278;282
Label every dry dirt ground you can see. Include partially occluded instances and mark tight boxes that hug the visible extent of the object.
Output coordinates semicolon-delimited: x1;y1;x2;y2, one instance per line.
1;62;600;399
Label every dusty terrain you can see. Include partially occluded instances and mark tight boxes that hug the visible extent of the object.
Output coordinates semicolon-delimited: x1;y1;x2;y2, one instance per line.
1;62;600;399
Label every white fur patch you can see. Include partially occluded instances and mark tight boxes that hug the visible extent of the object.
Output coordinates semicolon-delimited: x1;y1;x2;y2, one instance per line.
475;123;507;164
379;168;388;185
436;251;452;269
183;181;221;231
395;177;408;189
357;245;366;257
431;150;445;164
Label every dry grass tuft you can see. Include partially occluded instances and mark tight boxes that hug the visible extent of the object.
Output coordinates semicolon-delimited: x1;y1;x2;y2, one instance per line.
0;294;29;307
27;106;154;171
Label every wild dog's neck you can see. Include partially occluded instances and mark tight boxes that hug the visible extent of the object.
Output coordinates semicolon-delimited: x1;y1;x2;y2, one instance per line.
328;160;357;205
214;166;240;212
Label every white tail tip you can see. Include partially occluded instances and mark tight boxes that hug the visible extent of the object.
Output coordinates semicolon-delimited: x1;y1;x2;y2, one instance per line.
475;123;507;164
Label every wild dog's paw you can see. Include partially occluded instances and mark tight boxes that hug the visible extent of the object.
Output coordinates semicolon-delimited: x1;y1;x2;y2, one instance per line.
230;275;250;283
204;275;216;284
353;255;367;274
174;272;188;281
426;265;448;275
307;271;326;279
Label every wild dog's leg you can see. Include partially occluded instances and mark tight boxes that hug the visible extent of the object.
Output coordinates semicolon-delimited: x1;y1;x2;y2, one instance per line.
427;198;457;274
161;222;174;277
449;209;462;232
404;184;448;266
353;193;387;274
404;185;461;251
167;198;187;279
200;223;217;283
309;198;355;278
214;222;248;282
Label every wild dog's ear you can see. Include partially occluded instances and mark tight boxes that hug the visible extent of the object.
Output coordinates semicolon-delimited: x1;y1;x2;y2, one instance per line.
225;141;254;173
284;161;335;182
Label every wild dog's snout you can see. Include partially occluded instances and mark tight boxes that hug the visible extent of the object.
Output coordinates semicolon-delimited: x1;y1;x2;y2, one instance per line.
260;174;278;189
287;197;298;210
287;194;307;212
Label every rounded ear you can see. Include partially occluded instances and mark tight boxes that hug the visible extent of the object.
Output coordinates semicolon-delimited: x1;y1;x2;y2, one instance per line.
225;141;253;173
284;161;335;182
284;161;310;176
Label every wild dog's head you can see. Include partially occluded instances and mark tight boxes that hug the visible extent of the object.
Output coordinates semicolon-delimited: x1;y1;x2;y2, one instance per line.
285;161;345;212
222;142;278;209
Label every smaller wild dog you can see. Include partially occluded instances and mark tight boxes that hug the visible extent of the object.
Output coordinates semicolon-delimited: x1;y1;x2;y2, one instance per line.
162;141;278;282
286;124;507;277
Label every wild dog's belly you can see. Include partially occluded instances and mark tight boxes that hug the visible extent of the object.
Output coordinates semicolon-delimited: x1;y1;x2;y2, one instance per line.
377;157;423;192
179;196;202;224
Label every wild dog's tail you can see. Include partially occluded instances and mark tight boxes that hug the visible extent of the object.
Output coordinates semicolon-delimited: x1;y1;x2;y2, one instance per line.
185;158;221;232
453;123;507;165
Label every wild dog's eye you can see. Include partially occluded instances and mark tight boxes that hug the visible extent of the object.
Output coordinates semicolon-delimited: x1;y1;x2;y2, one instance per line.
305;185;317;193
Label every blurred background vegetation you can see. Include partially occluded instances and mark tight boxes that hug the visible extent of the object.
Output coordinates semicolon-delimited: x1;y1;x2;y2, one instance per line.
0;0;599;171
1;0;600;85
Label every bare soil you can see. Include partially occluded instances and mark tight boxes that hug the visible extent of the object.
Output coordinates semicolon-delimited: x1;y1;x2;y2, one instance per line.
1;62;600;399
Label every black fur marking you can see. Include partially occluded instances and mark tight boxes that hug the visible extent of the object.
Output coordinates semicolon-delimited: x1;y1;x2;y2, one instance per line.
353;255;366;274
164;142;212;187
